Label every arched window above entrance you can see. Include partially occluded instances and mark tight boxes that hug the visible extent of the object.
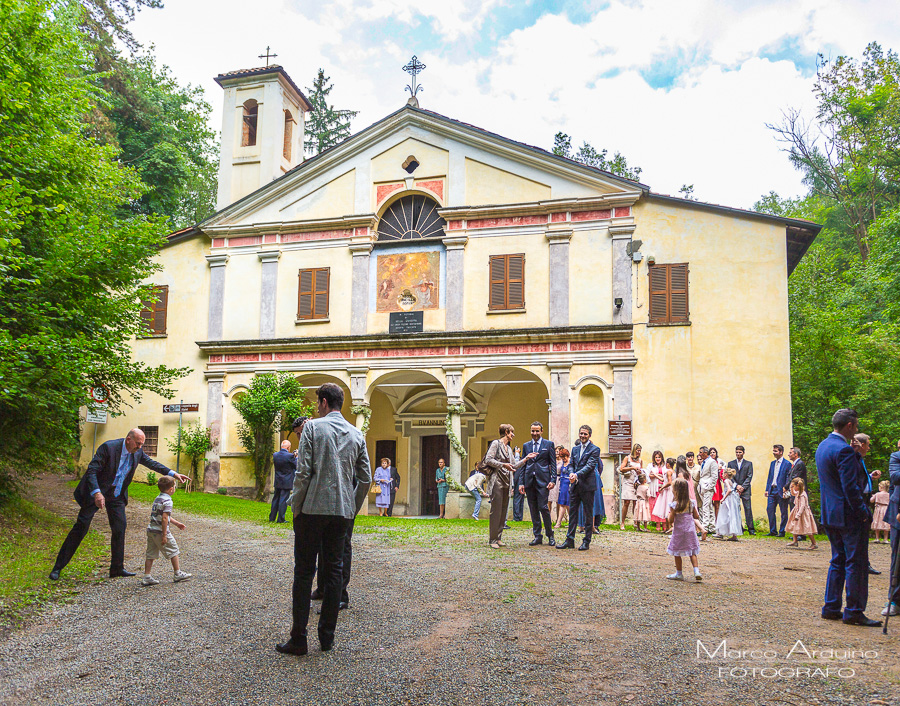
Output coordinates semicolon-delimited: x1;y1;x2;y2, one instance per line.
376;194;446;242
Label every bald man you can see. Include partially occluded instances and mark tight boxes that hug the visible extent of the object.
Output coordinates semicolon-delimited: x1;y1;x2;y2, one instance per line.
50;428;188;580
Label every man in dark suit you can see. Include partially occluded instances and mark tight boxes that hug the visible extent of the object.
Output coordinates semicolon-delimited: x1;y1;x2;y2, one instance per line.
816;408;880;626
851;433;882;576
50;428;187;580
787;447;808;540
557;425;601;551
387;463;401;517
884;439;900;617
270;440;297;523
518;422;556;546
727;445;755;535
765;444;792;536
512;453;525;522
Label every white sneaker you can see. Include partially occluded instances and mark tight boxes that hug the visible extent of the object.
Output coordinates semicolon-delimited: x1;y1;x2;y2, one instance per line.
694;571;703;582
173;570;192;583
881;603;899;616
141;575;159;586
666;572;684;581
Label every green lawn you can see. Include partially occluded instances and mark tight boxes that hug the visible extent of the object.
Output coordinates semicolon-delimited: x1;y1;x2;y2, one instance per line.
0;497;106;628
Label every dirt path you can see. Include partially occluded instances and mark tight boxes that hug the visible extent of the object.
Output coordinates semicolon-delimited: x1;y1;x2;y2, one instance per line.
1;475;898;705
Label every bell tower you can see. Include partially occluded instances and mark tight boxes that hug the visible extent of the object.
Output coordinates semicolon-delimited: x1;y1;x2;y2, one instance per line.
214;65;312;210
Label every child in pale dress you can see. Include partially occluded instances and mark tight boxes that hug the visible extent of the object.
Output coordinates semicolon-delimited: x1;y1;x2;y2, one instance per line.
713;468;742;541
665;478;702;582
654;458;676;533
634;473;652;531
871;480;891;543
785;478;818;549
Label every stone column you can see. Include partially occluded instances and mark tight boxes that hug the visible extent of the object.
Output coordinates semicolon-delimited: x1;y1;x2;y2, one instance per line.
548;362;572;447
206;254;229;340
348;367;370;514
443;365;465;485
349;242;373;336
609;224;636;326
612;360;637;420
546;229;572;325
442;233;468;331
257;250;280;338
203;371;226;492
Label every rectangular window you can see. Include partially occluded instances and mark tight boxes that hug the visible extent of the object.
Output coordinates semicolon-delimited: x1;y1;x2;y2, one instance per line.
297;268;330;320
648;263;690;325
141;426;159;456
488;254;525;310
140;285;168;335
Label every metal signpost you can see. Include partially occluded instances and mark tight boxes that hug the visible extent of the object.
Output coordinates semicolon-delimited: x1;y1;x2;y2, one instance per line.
609;419;633;523
88;386;110;454
163;402;199;475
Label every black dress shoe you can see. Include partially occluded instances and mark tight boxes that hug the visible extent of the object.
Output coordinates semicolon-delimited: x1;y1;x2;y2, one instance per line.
528;537;543;546
868;565;881;575
319;639;334;652
548;536;556;547
109;569;136;578
822;611;843;621
778;532;786;537
502;524;511;530
767;532;778;536
317;602;349;614
49;569;60;581
578;542;590;551
275;639;308;656
842;614;882;627
310;589;323;600
556;541;575;550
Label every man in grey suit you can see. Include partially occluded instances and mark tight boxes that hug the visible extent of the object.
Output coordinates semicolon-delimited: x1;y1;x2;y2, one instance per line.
277;383;370;656
727;446;755;535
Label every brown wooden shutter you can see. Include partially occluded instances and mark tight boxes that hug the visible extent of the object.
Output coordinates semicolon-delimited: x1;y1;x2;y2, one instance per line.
297;269;314;319
489;255;507;310
507;254;525;309
152;285;168;334
648;266;669;323
313;268;329;319
669;263;689;322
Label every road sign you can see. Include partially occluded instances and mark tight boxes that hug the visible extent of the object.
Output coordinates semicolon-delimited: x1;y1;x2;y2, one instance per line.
86;405;107;424
608;419;633;454
163;403;199;413
89;385;109;403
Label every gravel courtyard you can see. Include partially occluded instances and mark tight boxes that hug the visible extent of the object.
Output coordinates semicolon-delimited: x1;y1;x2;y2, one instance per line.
1;476;899;706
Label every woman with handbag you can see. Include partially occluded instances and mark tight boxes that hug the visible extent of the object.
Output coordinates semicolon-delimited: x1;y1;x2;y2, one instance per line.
483;423;532;549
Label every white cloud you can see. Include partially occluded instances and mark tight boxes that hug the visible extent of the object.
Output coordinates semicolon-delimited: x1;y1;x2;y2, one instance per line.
130;0;900;209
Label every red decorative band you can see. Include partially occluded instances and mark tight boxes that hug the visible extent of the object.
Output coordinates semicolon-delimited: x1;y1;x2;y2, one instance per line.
282;230;352;243
571;210;611;222
227;235;262;247
570;341;612;351
615;340;632;349
211;238;226;248
366;346;446;358
415;179;444;201
467;215;547;229
447;220;463;230
550;212;567;223
376;183;404;206
614;207;631;218
463;343;550;354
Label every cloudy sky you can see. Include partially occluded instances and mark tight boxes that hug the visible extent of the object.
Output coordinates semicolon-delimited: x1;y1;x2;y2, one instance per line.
132;0;900;209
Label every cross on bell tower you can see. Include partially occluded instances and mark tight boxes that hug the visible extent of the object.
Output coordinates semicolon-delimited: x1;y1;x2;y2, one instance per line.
258;46;278;66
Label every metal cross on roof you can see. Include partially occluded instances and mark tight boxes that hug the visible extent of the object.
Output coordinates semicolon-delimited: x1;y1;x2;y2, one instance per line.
258;46;278;66
403;55;426;98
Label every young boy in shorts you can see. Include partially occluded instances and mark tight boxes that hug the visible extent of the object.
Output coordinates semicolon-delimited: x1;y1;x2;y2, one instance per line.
143;475;191;586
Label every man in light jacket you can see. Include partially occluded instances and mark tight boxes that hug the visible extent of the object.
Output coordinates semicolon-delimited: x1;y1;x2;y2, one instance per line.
276;383;371;656
697;446;718;533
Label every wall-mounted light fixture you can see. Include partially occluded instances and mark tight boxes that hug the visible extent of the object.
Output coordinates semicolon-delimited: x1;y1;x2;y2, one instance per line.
614;297;623;311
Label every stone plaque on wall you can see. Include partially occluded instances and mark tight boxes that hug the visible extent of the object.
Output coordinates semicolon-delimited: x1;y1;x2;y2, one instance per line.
389;311;424;333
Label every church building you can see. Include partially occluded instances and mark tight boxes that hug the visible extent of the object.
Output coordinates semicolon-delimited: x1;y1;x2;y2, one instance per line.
79;63;819;518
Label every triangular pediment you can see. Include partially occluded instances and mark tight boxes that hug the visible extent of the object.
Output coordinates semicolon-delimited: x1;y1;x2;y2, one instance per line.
201;107;645;233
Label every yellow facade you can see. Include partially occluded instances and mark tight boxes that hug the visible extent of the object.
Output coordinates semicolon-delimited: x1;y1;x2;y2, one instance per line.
79;85;817;520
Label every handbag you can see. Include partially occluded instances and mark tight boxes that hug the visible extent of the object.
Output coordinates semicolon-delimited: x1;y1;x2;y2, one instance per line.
474;441;497;478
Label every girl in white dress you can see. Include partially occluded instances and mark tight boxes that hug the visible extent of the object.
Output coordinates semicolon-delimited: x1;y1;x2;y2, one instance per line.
714;469;743;540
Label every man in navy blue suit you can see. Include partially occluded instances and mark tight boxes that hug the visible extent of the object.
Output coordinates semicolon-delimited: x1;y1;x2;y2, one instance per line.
765;444;792;536
815;408;880;626
518;422;556;546
557;425;601;551
884;439;900;617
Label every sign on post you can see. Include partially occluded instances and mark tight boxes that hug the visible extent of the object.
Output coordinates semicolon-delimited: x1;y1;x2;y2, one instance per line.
86;405;108;424
163;403;199;413
89;385;109;404
608;420;633;454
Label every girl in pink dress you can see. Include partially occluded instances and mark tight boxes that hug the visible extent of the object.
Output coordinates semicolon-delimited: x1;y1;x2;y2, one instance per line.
665;478;702;582
785;478;818;549
871;480;891;542
654;458;676;533
634;473;652;531
647;450;667;531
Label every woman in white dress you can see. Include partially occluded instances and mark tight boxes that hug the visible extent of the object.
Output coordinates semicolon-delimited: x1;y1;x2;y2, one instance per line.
647;450;667;531
714;468;743;540
617;443;642;530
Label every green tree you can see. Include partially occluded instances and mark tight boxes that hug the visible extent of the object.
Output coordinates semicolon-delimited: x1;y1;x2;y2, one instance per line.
304;68;358;157
0;0;189;501
166;424;214;491
232;373;314;500
102;53;218;227
551;131;642;181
